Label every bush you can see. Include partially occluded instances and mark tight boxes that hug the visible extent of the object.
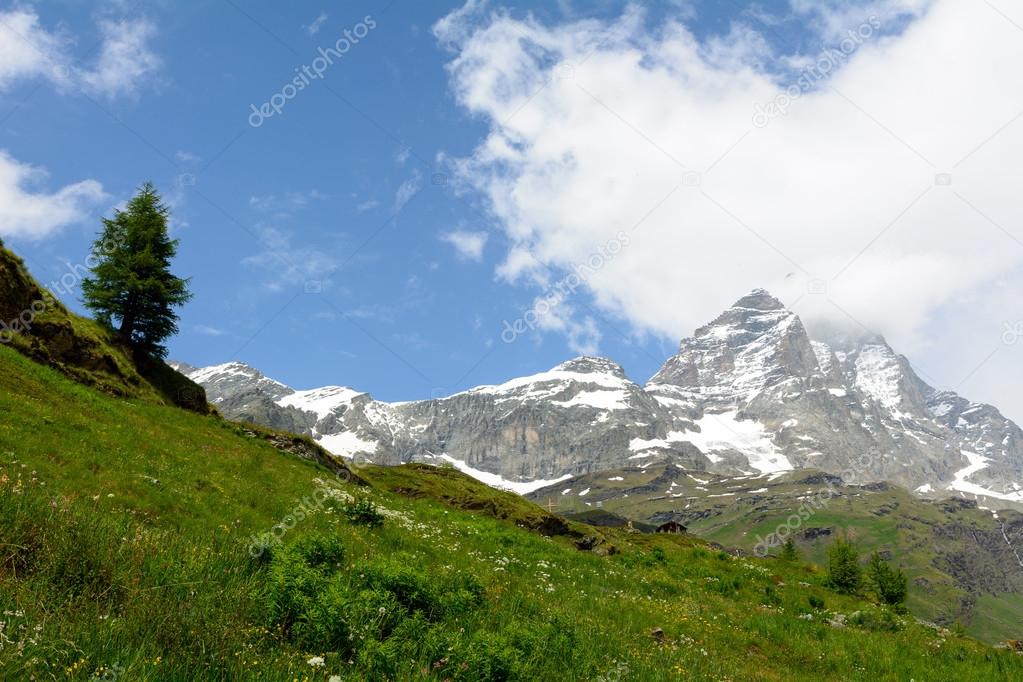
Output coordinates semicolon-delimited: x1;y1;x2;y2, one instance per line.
263;534;346;633
343;497;385;527
850;607;903;632
867;552;908;607
825;536;862;594
808;595;826;610
263;541;489;659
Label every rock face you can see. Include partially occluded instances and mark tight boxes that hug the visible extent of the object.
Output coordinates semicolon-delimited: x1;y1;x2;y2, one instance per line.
175;290;1023;504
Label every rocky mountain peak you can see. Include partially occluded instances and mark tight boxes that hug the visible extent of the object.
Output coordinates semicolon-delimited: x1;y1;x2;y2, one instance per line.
554;356;627;378
731;288;786;311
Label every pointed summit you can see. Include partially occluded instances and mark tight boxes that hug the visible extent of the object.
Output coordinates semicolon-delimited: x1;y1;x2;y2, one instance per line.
555;356;627;377
732;288;786;312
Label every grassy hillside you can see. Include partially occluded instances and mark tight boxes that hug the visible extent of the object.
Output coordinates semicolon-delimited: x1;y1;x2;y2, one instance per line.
529;464;1023;644
0;239;207;411
2;346;1022;680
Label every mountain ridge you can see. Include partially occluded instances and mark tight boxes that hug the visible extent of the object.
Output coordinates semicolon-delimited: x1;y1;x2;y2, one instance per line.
174;289;1023;510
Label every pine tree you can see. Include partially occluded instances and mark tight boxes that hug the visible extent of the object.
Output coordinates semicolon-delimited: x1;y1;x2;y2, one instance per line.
825;535;862;594
82;183;191;358
867;552;908;606
780;536;799;562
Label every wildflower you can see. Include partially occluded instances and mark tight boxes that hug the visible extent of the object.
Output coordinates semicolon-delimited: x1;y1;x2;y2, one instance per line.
307;656;325;667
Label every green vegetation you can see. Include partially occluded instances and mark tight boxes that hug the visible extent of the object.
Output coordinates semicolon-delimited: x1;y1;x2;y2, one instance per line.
868;552;908;608
538;464;1023;643
1;345;1021;680
780;536;799;562
82;182;192;359
825;535;863;594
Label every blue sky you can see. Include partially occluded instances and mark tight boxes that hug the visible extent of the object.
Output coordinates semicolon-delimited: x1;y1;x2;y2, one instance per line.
3;0;1023;419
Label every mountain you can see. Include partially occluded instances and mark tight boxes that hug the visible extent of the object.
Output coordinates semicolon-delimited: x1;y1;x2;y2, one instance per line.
175;289;1023;509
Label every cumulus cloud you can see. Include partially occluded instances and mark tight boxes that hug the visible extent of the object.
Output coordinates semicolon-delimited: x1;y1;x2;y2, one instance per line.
0;7;159;99
434;0;1023;376
0;8;71;90
78;17;161;99
441;229;488;261
0;150;107;240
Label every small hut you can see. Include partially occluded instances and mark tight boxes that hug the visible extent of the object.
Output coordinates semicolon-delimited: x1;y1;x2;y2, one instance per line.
655;521;687;535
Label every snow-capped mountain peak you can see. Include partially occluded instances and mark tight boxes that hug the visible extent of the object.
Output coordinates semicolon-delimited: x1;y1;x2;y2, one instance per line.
174;291;1023;509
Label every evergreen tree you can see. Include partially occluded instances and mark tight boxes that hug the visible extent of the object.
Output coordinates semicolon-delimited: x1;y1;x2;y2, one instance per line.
867;552;908;606
825;535;862;594
780;536;800;562
82;183;191;358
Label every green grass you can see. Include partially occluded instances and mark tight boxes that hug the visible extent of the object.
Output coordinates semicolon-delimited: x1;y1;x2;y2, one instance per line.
1;345;1022;680
537;464;1023;644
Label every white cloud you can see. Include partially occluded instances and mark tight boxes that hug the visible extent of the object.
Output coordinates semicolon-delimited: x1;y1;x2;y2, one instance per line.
533;299;601;355
305;12;328;36
0;150;107;240
0;8;70;90
393;170;422;213
436;1;1023;415
441;229;488;261
79;18;160;99
249;190;326;212
0;8;159;99
194;324;226;337
242;225;338;292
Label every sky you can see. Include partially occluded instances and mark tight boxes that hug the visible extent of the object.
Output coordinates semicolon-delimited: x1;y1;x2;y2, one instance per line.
2;0;1023;421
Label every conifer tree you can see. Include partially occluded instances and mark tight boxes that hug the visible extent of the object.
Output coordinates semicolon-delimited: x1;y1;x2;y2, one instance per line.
867;552;908;606
82;183;191;358
825;534;862;594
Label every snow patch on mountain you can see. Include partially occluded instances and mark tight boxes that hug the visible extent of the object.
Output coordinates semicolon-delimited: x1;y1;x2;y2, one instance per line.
948;451;1023;502
552;389;631;411
318;431;379;459
683;411;792;474
430;454;572;494
277;386;365;420
854;345;907;418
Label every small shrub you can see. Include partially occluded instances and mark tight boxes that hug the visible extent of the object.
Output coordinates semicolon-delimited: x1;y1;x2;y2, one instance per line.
263;534;346;633
343;497;385;527
808;595;826;610
850;608;902;632
780;536;800;562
